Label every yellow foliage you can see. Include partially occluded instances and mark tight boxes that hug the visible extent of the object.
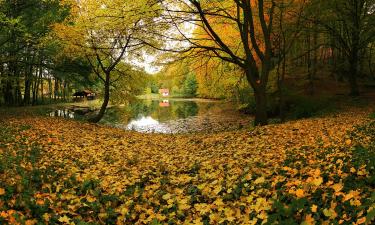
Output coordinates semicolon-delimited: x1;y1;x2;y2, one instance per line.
0;108;373;224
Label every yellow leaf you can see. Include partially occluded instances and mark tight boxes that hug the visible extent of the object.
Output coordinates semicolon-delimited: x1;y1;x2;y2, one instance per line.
119;206;129;215
332;183;343;193
0;211;8;218
25;219;37;225
213;198;225;208
224;208;235;222
311;204;318;213
167;198;174;207
162;193;172;200
296;189;305;198
0;188;5;196
254;177;265;184
86;196;96;203
323;208;337;219
311;177;323;186
356;217;366;224
323;208;332;217
209;213;221;223
179;200;191;210
313;169;321;177
194;203;211;215
213;185;222;195
197;183;206;190
36;199;45;205
58;215;71;224
345;139;352;145
156;214;166;221
343;192;354;201
301;214;315;225
43;213;50;222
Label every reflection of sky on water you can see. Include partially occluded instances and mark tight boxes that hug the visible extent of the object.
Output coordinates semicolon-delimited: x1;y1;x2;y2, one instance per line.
125;116;172;133
49;110;75;119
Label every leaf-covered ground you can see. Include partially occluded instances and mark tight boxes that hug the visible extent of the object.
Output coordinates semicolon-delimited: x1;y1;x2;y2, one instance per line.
0;108;374;225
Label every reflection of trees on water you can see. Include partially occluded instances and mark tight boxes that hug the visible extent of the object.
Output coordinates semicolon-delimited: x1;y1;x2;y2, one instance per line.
174;101;198;118
150;101;199;121
102;100;155;124
101;100;237;128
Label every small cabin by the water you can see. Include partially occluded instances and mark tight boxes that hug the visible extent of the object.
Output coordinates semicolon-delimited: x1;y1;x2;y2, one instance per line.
73;90;96;101
159;89;170;97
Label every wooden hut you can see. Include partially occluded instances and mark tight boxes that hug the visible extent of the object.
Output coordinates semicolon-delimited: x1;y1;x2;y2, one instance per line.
73;90;96;101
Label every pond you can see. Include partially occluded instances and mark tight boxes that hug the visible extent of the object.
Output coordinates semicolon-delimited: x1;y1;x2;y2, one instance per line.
49;99;253;134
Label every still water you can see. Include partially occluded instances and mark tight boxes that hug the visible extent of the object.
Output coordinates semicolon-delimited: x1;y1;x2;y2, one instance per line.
50;99;252;134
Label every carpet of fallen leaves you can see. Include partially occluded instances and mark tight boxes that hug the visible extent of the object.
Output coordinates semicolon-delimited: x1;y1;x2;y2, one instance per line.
0;108;374;225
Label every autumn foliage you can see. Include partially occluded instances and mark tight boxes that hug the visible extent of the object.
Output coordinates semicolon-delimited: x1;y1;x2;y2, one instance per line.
0;108;374;224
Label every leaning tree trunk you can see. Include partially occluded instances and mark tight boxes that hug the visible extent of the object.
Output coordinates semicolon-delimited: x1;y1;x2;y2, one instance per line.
89;73;110;123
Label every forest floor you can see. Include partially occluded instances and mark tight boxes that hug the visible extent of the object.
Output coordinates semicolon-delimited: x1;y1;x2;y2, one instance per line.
0;106;374;224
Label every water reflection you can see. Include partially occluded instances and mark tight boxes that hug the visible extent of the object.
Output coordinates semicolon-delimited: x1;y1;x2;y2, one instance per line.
49;99;251;133
101;99;250;133
49;109;75;119
125;116;172;133
159;100;170;107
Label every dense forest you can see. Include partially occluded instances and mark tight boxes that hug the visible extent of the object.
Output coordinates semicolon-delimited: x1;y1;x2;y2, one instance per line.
0;0;374;124
0;1;375;224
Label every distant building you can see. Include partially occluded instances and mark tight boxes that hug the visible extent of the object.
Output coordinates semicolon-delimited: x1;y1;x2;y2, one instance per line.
159;89;170;97
73;90;96;101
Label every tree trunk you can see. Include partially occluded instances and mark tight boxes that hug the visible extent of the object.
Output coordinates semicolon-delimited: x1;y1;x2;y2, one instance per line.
369;45;374;78
348;55;359;96
89;73;110;123
48;76;52;103
54;78;59;101
24;71;32;105
254;87;268;126
4;79;13;106
41;75;44;103
348;31;360;96
279;56;287;122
